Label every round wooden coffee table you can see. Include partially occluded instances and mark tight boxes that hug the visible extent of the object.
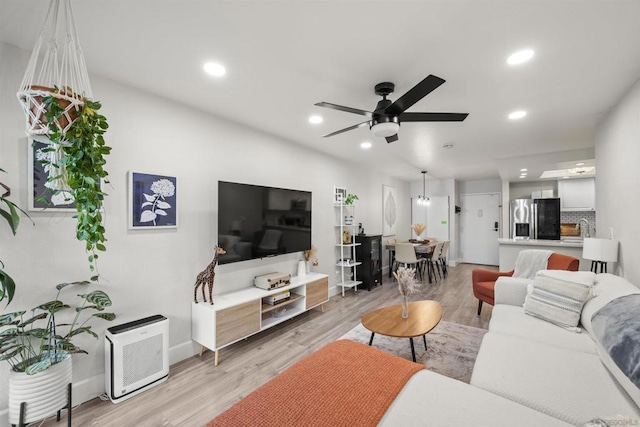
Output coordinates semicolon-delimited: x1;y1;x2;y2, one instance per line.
361;300;443;362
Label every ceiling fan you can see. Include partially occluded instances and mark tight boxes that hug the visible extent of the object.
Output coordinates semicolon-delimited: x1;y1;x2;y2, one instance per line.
315;74;468;143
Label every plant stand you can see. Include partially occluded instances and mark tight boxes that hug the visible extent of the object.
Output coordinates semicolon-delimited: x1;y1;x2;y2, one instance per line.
12;383;72;427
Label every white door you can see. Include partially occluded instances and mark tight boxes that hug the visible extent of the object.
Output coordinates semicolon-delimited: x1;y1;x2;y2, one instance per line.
460;193;500;265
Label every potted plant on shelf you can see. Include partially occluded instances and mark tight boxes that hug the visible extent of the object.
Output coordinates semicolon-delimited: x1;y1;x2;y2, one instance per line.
344;193;359;206
0;280;115;425
42;90;111;277
0;168;33;305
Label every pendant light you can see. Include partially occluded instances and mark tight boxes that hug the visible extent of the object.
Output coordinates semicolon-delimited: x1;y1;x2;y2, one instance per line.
417;171;430;206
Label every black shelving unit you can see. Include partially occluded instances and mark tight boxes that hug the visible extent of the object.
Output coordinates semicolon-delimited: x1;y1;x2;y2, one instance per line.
355;234;382;291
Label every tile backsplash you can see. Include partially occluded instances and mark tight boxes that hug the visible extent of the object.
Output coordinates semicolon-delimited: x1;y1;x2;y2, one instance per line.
561;211;596;236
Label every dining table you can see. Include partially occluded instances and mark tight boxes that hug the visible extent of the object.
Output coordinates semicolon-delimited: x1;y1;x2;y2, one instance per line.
385;240;437;282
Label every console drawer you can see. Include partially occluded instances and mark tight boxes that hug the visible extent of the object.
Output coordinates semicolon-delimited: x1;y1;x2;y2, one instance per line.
216;300;260;347
306;277;329;309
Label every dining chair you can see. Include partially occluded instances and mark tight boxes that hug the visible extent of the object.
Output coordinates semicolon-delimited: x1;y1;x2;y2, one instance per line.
394;243;425;281
439;240;450;277
429;241;444;282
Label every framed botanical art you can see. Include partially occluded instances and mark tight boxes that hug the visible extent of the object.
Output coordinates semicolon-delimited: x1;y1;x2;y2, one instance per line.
129;171;178;229
28;136;76;211
382;185;397;236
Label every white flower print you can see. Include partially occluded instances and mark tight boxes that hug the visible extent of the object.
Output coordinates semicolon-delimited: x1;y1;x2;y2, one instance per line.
140;178;175;225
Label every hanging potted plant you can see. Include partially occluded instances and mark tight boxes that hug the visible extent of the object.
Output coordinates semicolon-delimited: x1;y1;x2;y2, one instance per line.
0;280;115;425
0;169;33;305
15;0;109;276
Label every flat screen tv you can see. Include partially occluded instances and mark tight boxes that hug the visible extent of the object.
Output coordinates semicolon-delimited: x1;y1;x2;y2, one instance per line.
217;181;312;265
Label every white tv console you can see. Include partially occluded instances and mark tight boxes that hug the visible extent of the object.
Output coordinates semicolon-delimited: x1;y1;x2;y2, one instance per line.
191;272;329;366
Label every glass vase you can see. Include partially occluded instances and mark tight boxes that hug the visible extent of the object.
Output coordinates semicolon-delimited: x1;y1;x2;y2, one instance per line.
402;295;409;319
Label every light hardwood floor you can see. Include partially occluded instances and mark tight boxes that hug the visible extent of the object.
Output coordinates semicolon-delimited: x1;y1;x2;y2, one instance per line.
42;262;496;427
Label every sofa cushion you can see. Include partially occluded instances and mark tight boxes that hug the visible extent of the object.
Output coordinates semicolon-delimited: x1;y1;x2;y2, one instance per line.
582;273;640;337
523;270;596;330
471;332;640;425
380;369;571;426
489;305;596;354
592;294;640;408
494;276;533;306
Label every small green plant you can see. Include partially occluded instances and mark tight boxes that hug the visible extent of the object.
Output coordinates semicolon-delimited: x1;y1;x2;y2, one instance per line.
43;89;110;277
0;280;115;374
344;193;359;205
0;168;33;305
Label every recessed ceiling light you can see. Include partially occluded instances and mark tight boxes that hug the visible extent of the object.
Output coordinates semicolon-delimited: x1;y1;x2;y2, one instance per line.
507;49;534;65
308;115;323;124
203;62;226;77
442;143;454;149
563;176;569;179
360;141;372;149
576;162;585;166
520;168;527;172
508;110;527;120
519;175;526;179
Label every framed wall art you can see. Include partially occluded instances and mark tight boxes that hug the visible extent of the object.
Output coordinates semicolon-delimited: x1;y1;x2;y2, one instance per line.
333;186;347;205
129;171;178;229
27;136;76;211
382;184;397;236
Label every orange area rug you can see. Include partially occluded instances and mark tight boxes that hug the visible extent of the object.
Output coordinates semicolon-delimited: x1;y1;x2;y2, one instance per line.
208;339;423;427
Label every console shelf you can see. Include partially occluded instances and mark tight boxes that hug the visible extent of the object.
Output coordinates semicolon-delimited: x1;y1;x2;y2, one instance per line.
192;273;328;366
261;293;304;313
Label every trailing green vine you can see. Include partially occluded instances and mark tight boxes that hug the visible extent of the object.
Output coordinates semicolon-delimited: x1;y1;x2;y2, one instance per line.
43;90;110;277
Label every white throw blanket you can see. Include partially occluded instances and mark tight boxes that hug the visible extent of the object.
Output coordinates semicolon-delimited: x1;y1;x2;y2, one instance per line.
513;249;553;279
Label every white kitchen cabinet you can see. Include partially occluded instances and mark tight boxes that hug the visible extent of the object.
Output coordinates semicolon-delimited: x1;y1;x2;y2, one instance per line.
558;178;595;211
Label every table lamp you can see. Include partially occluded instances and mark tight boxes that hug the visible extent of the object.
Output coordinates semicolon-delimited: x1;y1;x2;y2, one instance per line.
582;238;619;273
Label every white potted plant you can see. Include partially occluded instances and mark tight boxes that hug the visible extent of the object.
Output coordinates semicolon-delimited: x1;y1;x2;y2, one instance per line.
0;281;115;425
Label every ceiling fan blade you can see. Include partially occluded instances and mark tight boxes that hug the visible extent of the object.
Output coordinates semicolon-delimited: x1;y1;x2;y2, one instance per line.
315;102;373;117
399;112;469;122
322;121;370;138
385;75;446;115
385;134;399;143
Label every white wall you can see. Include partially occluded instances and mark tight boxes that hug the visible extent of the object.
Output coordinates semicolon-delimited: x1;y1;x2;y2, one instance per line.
410;178;458;263
595;76;640;282
509;181;558;200
457;178;501;195
0;41;409;418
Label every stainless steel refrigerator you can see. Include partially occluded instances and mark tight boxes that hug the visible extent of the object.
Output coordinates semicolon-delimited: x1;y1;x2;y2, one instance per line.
509;198;561;240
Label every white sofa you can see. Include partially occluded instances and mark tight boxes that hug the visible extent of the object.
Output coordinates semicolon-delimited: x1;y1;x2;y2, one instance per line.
474;272;640;425
381;272;640;426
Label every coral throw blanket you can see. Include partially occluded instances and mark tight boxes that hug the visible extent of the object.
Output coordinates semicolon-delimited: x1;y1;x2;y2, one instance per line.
208;339;423;427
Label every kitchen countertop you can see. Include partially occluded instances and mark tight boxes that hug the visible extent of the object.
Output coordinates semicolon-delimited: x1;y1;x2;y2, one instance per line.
498;238;584;248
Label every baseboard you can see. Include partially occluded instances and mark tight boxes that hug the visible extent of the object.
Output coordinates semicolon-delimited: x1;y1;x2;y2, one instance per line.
170;340;200;365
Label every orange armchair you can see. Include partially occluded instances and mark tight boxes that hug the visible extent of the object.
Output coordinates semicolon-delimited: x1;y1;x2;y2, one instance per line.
472;253;580;315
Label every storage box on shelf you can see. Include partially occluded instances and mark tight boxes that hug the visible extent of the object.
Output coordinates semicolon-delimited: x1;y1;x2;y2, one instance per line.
335;202;361;296
191;273;328;366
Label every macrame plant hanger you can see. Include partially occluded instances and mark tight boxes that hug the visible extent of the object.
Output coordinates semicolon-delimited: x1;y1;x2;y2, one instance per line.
17;0;93;191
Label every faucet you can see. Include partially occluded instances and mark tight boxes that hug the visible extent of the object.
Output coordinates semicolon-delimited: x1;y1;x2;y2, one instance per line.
576;218;591;238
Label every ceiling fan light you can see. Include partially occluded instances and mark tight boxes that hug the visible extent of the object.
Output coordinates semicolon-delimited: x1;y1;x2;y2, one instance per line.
371;121;399;138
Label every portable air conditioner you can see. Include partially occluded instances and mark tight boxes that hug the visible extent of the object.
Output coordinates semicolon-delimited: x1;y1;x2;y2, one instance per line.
105;314;169;403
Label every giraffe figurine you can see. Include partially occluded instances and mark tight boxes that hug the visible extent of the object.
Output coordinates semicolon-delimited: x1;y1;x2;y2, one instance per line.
193;245;226;305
